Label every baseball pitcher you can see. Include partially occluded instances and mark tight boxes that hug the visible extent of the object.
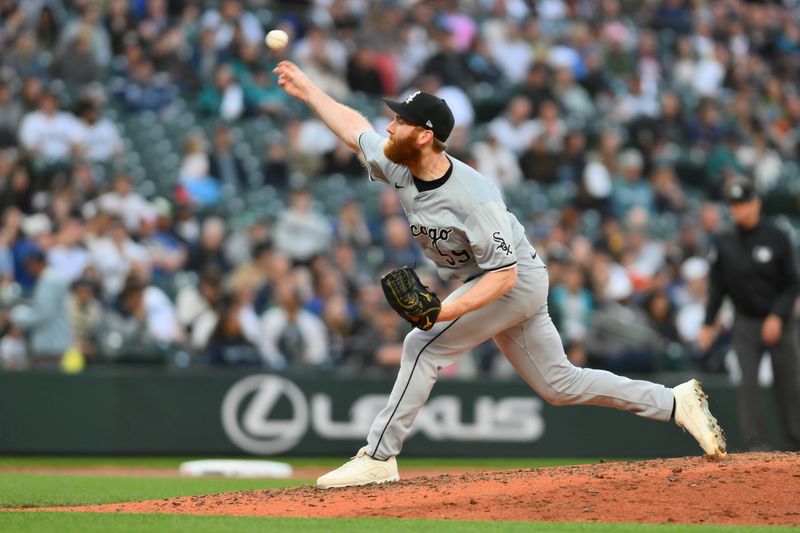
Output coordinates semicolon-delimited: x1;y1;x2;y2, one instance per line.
272;60;726;489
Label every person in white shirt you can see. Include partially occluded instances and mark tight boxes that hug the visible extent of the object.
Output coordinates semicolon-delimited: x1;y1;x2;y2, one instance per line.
87;216;151;299
75;97;123;163
272;187;333;263
18;91;82;161
259;275;329;369
488;95;538;155
201;0;263;50
47;215;88;283
472;133;522;190
83;173;155;234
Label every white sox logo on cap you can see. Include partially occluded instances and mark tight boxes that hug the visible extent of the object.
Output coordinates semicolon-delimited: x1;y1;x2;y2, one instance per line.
404;91;421;104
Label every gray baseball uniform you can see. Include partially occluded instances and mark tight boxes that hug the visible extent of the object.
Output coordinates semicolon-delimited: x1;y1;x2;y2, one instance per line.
358;131;674;460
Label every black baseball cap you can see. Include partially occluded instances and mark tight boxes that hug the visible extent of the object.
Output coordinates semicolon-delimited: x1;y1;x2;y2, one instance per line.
382;91;455;142
724;178;756;203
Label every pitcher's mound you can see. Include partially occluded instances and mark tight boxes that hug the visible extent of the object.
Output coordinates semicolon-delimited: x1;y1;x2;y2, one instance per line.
53;452;800;525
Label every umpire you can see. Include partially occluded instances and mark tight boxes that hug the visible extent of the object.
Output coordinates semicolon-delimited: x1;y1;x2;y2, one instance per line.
699;177;800;451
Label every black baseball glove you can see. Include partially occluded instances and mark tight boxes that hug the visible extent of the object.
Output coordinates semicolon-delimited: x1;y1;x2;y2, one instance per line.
380;266;441;331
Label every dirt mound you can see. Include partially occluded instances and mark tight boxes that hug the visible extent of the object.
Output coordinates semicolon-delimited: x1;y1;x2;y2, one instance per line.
44;452;800;525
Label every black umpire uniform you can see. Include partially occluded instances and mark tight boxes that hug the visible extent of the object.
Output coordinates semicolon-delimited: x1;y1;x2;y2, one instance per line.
703;178;800;451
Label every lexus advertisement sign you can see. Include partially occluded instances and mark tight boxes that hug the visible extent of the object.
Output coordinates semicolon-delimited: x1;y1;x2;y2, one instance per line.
221;374;545;455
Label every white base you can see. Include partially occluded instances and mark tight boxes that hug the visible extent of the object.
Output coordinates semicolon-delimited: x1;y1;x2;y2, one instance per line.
179;459;293;478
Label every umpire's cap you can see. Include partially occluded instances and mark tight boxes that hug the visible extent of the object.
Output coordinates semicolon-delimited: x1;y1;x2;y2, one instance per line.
723;178;757;203
383;91;455;142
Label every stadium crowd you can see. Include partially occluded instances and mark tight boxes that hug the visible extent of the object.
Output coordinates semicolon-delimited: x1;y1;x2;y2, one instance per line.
0;0;798;378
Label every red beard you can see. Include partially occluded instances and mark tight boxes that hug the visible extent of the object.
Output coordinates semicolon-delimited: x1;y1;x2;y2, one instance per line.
384;133;422;167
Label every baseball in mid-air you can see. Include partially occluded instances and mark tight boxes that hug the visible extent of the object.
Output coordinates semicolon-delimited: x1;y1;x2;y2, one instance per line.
265;29;289;50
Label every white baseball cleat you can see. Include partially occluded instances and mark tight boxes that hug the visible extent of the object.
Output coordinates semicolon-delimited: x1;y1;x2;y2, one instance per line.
316;447;400;489
673;379;727;457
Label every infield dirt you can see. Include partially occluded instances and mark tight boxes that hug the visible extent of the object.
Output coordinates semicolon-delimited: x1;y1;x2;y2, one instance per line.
40;452;800;526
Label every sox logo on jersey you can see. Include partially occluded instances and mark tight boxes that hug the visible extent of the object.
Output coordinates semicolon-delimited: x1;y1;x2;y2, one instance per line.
493;232;513;255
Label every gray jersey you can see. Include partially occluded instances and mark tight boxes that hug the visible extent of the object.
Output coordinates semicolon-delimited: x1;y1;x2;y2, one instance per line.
358;131;531;281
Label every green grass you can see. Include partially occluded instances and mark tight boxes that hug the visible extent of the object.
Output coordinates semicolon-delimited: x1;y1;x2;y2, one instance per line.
0;474;308;508
0;513;797;533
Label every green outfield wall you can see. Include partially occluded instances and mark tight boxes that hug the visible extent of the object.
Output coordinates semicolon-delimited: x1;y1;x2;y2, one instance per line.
0;370;785;456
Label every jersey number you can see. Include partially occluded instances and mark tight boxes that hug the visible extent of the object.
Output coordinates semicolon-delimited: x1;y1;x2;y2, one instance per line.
438;248;472;266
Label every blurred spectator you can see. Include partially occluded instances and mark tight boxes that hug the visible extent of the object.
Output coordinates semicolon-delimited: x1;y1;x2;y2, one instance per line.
33;3;63;52
612;148;652;217
0;78;24;148
261;140;290;189
347;46;384;96
66;277;103;361
322;140;364;177
644;289;682;362
74;96;124;163
676;257;710;348
208;124;247;189
650;164;686;214
19;76;43;112
101;277;183;356
178;133;220;205
87;215;150;299
555;130;587;185
2;31;48;80
117;60;176;113
197;64;244;121
586;261;661;374
294;25;350;101
57;3;111;69
141;197;187;283
422;22;474;89
550;261;592;367
552;67;594;120
472;133;522;190
52;29;101;87
334;198;372;249
200;0;264;51
273;187;333;264
46;214;87;283
84;173;154;233
487;19;533;84
322;292;354;364
244;68;290;117
519;134;558;184
687;98;725;150
176;265;223;350
488;95;537;157
18;90;82;164
9;250;72;367
187;216;231;273
206;291;261;366
223;215;270;267
517;64;554;116
345;283;408;372
258;275;329;369
104;0;136;56
0;163;35;214
381;215;424;269
0;323;28;370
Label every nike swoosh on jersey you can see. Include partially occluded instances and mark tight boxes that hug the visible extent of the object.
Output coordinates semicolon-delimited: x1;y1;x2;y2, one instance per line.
394;183;404;189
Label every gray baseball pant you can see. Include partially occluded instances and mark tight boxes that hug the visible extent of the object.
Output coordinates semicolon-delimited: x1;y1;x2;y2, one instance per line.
366;255;675;460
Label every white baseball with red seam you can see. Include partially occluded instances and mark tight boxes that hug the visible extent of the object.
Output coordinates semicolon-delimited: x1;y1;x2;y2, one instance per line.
265;30;289;50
